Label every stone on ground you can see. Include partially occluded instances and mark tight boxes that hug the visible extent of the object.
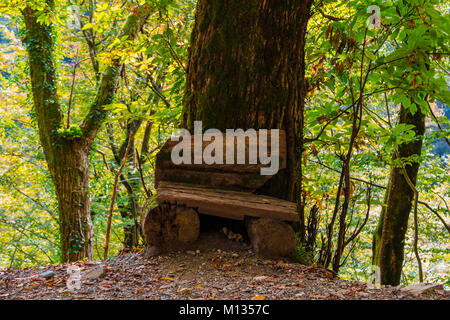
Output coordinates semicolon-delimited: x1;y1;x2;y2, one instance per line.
83;266;106;280
245;217;296;258
143;203;200;254
400;283;444;295
39;270;55;279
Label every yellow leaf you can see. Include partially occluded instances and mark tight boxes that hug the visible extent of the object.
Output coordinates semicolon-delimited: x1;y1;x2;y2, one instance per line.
252;295;266;300
161;276;174;281
179;288;192;295
82;23;95;30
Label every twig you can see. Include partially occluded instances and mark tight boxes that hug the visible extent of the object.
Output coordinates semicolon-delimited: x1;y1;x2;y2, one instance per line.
67;47;79;128
136;149;151;197
94;149;112;173
104;133;133;259
396;151;424;283
427;101;450;147
0;177;57;221
317;7;344;22
418;201;450;234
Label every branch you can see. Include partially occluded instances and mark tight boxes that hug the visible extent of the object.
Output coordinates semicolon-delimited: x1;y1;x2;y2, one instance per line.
304;104;353;143
309;158;386;189
136;149;151;198
0;176;57;221
22;4;63;154
67;47;79;128
317;8;344;22
81;6;152;145
427;101;450;147
418;201;450;234
104;133;134;259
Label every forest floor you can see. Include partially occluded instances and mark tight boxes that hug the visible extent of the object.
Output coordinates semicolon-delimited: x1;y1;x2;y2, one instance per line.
0;232;448;300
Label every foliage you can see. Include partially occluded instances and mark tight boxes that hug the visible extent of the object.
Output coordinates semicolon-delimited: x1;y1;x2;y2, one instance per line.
57;125;83;139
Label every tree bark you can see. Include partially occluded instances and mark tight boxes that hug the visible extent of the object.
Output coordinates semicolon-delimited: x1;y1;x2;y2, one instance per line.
373;105;426;285
22;3;150;262
182;0;313;201
53;140;93;262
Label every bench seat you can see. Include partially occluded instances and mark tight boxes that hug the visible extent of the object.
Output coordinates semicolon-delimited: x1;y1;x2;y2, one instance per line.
157;181;299;222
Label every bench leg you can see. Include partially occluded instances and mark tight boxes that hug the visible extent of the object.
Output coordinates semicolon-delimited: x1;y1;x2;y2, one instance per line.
143;203;200;255
245;217;296;258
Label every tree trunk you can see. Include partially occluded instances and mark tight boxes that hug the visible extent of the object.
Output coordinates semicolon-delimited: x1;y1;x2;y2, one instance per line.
182;0;313;201
373;105;425;285
117;182;141;249
107;120;143;249
22;3;150;262
52;140;93;262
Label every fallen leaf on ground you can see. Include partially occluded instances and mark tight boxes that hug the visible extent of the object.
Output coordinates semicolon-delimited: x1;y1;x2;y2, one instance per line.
161;276;174;281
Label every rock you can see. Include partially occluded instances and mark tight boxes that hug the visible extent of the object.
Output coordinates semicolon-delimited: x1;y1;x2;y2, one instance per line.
253;276;268;282
394;284;404;291
39;270;55;279
357;291;369;298
245;217;296;258
83;266;106;280
333;292;346;299
144;246;161;257
400;283;444;296
143;204;200;253
223;284;234;291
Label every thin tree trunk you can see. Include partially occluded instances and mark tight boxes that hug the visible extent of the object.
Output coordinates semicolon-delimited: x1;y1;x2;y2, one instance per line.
373;104;425;285
104;134;133;259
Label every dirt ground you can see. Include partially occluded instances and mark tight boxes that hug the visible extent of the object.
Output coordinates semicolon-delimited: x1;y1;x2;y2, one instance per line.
0;232;448;300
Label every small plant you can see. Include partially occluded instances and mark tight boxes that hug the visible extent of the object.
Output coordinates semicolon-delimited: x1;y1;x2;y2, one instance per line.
292;243;314;266
57;125;83;140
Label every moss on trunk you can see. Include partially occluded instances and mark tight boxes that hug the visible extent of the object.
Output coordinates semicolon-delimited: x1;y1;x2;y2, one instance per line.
182;0;313;201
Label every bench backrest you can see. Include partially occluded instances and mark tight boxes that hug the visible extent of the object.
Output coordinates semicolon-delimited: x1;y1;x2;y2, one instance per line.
155;130;286;192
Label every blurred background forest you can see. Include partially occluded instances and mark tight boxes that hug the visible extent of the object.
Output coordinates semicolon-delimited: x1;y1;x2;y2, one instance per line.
0;0;448;287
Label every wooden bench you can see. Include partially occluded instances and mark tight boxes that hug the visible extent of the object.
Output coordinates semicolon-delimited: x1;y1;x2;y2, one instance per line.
143;130;298;257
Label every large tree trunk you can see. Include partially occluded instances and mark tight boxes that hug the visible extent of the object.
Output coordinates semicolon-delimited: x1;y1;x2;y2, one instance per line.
373;105;426;285
182;0;313;201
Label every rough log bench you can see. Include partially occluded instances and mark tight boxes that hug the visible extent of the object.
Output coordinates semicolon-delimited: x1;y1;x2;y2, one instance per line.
143;130;298;258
